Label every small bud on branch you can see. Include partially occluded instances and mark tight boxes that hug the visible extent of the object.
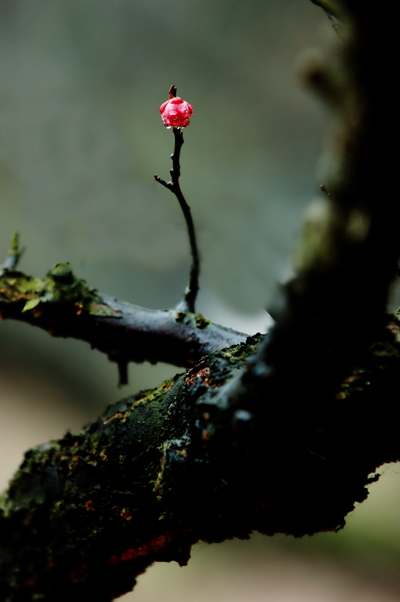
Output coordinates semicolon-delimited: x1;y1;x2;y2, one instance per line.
160;95;194;129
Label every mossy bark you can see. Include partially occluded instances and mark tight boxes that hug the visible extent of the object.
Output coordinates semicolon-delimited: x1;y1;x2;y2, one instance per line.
0;338;262;601
2;323;400;601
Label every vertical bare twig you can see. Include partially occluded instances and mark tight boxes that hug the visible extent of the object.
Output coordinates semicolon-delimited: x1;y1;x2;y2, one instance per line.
155;86;200;313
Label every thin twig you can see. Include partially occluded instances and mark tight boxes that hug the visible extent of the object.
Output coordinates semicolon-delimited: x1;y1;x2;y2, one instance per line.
117;360;129;388
155;122;200;314
320;184;331;197
0;232;23;277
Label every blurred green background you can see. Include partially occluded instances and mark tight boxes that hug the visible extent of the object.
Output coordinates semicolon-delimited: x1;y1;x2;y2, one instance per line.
1;1;399;600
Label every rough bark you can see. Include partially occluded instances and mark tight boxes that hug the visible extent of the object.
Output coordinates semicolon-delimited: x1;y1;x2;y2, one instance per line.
1;1;399;600
1;320;400;602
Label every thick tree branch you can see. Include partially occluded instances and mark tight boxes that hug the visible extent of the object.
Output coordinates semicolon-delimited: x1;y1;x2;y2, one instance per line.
0;264;249;370
1;320;400;602
255;0;400;422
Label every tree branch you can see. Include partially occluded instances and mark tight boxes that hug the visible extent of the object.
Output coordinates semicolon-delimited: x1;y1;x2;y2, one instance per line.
1;319;400;601
1;0;399;600
0;264;249;371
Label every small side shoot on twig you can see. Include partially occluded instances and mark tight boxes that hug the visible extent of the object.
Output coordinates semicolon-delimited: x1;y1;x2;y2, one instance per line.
154;85;200;314
0;232;23;277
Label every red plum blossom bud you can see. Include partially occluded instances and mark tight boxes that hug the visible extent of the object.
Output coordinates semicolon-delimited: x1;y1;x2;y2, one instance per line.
160;96;194;129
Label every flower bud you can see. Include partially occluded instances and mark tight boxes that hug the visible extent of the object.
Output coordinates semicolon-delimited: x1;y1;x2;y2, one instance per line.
160;96;193;129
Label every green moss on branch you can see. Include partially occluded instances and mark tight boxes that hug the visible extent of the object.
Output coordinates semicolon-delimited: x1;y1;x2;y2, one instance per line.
0;264;249;371
2;322;400;601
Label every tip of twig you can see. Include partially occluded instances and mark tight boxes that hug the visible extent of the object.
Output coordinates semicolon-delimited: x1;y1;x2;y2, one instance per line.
169;84;177;99
321;184;331;197
9;231;21;257
0;231;24;276
117;361;129;387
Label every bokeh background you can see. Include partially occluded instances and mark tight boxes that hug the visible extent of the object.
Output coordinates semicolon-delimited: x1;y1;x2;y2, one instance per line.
1;1;400;600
